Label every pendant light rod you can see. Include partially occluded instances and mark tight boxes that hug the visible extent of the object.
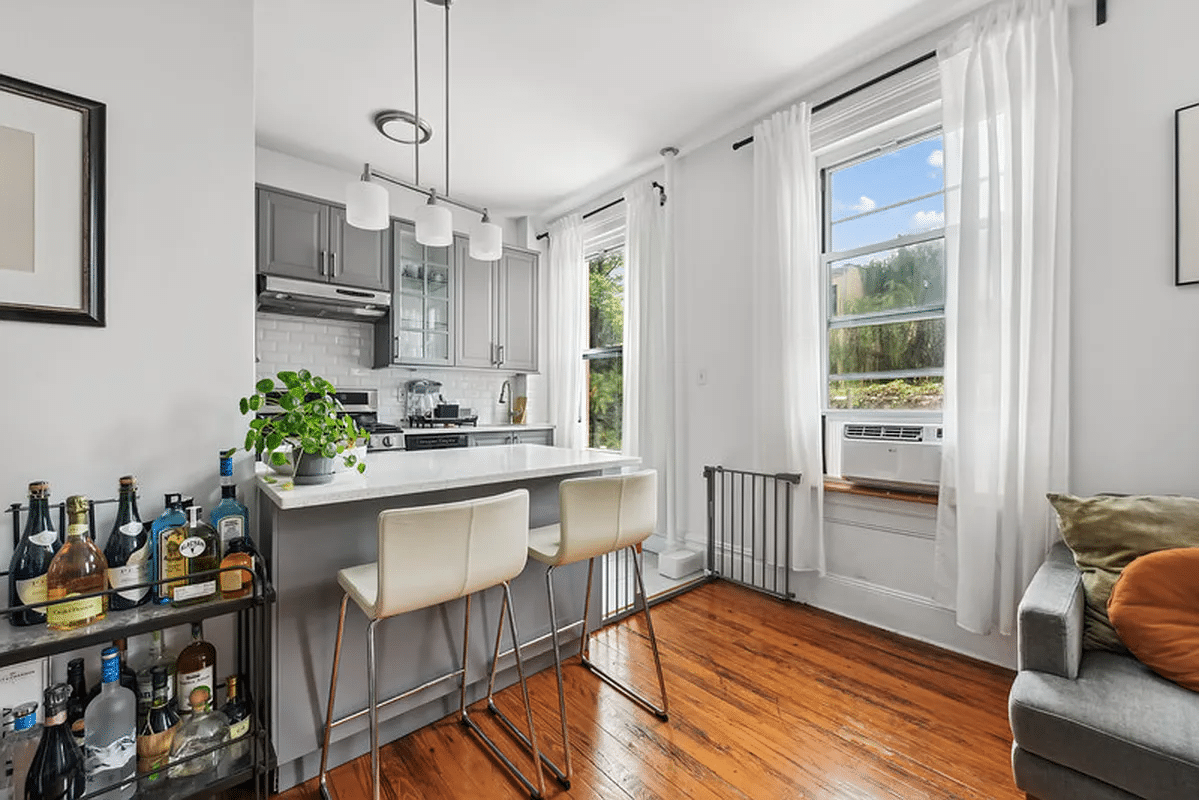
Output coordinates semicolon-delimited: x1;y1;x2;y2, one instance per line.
413;0;421;186
444;0;450;197
362;164;487;217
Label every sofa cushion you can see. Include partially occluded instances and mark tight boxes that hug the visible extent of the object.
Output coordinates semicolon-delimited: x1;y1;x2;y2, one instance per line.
1009;650;1199;800
1047;493;1199;652
1108;547;1199;693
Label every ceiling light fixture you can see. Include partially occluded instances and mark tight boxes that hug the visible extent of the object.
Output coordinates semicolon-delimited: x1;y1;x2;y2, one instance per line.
345;0;503;258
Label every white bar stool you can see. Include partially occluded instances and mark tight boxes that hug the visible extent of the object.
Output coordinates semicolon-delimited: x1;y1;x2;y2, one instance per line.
487;469;669;787
318;489;546;800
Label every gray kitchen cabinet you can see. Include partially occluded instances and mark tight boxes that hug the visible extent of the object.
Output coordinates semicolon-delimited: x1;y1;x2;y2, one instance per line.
257;187;388;291
453;236;539;372
375;221;454;367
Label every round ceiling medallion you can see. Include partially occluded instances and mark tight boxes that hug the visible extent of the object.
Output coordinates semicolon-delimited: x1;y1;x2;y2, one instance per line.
373;110;433;145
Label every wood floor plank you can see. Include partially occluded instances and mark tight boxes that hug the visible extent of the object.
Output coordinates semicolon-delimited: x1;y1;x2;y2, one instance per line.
260;581;1022;800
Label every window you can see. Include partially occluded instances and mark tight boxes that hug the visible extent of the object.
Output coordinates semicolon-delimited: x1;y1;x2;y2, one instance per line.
822;127;946;412
583;207;625;450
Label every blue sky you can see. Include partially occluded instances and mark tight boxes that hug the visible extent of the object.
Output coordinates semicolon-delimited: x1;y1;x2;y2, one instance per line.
829;135;944;253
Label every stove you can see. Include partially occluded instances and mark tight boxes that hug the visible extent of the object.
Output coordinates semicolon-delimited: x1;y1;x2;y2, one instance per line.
330;389;406;452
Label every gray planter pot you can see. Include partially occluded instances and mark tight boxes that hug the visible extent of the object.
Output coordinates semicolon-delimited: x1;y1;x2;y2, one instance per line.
293;452;337;485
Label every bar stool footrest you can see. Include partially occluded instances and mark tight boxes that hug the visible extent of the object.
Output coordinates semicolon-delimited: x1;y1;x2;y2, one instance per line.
581;656;669;720
486;700;572;788
461;709;545;799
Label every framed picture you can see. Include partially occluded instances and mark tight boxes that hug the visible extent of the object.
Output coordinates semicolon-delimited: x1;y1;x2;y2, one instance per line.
1177;101;1199;286
0;73;105;325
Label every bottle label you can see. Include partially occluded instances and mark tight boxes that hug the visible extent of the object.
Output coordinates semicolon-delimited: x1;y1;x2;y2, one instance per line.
178;536;207;558
14;574;47;607
67;522;89;539
119;521;143;537
46;710;65;726
161;529;187;598
137;673;175;708
136;723;178;781
108;556;150;603
177;666;214;713
219;556;254;594
29;529;56;548
218;516;244;542
72;718;85;744
85;733;135;774
172;580;215;603
229;717;250;740
47;594;105;627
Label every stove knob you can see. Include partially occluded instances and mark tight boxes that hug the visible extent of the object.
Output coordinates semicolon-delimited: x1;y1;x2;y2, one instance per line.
382;435;393;448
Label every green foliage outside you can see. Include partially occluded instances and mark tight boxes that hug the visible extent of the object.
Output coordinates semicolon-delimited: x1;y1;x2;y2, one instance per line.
828;242;945;410
588;251;624;450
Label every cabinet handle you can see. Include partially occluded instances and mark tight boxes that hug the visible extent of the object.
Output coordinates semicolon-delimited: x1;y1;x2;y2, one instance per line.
497;344;505;366
330;252;337;277
319;251;327;276
491;342;497;366
393;336;399;360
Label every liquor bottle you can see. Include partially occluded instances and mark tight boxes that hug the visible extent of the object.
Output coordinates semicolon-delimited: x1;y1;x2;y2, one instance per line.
82;648;135;800
135;668;178;785
45;497;108;631
219;536;257;600
172;507;219;607
219;675;251;761
86;641;137;706
210;451;249;556
167;692;229;779
135;632;175;721
175;623;216;716
25;684;84;800
8;482;60;627
65;660;88;749
150;494;186;605
102;477;150;610
7;704;40;800
0;707;14;800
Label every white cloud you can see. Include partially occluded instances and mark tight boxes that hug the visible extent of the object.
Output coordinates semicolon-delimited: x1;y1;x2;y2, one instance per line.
912;210;945;231
928;149;944;168
851;195;876;213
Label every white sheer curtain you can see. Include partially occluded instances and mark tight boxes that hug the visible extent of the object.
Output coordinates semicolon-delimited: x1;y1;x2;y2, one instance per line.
752;104;825;572
934;0;1072;635
622;180;677;541
546;214;587;450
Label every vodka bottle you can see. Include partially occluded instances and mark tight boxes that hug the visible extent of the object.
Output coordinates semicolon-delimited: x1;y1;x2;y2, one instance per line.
6;704;39;800
102;477;150;610
45;497;108;631
82;648;135;800
25;684;84;800
151;494;187;605
8;482;60;627
210;451;249;556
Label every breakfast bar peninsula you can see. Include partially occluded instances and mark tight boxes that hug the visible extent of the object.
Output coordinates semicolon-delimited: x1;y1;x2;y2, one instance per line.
255;444;639;791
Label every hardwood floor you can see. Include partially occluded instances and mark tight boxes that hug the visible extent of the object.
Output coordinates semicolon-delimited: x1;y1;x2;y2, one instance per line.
274;581;1022;800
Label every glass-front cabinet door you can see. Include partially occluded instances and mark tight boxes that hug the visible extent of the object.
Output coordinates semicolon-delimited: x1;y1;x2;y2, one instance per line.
389;221;453;365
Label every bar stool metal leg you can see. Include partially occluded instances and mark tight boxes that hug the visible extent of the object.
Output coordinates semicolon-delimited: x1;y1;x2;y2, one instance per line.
579;546;670;720
318;593;350;800
366;617;381;800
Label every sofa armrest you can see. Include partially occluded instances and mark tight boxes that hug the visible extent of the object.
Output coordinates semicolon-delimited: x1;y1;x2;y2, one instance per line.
1017;541;1084;679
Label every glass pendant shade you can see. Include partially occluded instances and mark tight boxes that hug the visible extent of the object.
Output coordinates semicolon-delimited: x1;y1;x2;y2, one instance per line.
415;201;453;247
469;219;503;261
345;180;390;231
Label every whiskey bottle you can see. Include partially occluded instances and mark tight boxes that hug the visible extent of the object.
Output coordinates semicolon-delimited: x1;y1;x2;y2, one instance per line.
175;623;216;716
219;536;256;600
8;482;60;627
134;631;175;721
25;684;84;800
171;507;219;607
135;667;178;785
45;497;108;631
220;675;251;762
210;450;249;556
150;495;186;605
82;647;135;800
65;659;89;748
102;477;150;610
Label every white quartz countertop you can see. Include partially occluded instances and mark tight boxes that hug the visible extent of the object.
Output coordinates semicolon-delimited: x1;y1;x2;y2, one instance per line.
404;423;554;435
256;444;638;510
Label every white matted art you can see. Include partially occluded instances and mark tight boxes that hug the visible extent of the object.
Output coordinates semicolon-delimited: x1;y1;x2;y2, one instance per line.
1177;101;1199;286
0;73;105;325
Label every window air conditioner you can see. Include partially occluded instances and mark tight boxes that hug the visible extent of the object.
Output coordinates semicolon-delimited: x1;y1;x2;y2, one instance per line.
840;423;942;494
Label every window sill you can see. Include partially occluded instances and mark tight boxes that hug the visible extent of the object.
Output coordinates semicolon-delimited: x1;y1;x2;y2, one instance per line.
823;477;939;506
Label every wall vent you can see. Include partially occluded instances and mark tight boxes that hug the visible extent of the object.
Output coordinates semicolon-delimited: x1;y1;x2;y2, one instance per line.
844;424;925;442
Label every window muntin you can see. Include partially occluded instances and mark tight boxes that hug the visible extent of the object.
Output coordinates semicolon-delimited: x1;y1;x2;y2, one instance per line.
583;247;624;450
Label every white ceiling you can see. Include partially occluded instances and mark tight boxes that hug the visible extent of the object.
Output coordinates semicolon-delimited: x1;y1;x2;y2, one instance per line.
254;0;984;219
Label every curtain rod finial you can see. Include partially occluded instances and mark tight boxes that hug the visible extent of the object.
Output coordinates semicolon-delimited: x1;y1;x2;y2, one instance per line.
660;146;679;157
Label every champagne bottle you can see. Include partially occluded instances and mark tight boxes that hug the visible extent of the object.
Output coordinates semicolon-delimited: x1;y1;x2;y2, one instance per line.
25;684;84;800
175;623;215;716
210;451;249;556
150;495;186;605
135;668;178;784
82;648;135;800
8;482;60;627
45;497;108;631
102;478;150;610
172;507;219;607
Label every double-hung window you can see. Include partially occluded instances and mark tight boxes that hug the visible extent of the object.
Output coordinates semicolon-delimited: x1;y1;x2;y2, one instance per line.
582;204;625;450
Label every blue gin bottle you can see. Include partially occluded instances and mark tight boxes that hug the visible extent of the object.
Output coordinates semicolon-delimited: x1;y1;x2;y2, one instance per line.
210;450;249;558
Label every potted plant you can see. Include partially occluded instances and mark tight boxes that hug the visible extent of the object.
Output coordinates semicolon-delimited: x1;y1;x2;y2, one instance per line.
240;370;367;485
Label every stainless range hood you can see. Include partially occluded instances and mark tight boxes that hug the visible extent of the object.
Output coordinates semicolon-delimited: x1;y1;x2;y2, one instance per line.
256;275;390;322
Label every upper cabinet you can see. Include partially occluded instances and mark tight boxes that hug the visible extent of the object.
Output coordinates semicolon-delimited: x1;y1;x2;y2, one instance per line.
374;221;453;367
454;236;539;373
257;187;389;292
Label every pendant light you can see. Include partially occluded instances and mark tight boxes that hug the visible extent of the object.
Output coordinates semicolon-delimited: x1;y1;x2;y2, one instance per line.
470;209;503;260
415;190;453;246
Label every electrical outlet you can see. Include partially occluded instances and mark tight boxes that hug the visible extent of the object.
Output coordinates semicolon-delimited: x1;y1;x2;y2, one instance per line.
697;368;708;386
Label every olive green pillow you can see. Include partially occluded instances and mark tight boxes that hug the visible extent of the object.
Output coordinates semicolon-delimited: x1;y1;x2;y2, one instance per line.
1047;493;1199;652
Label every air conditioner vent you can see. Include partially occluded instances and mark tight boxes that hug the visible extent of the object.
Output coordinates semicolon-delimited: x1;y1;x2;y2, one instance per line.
844;424;924;442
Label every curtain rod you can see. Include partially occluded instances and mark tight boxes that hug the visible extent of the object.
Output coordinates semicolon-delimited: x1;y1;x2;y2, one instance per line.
535;181;665;241
731;50;937;152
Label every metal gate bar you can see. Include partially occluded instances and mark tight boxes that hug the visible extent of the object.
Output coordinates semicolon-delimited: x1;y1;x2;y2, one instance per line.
704;466;800;600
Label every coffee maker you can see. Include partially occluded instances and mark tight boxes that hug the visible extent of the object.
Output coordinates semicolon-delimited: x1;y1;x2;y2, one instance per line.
406;379;441;421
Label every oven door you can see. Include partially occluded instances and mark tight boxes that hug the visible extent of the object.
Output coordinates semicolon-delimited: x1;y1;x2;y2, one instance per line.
404;433;469;451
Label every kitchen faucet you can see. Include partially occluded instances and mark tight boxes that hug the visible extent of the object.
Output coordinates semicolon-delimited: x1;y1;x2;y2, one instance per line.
498;380;512;423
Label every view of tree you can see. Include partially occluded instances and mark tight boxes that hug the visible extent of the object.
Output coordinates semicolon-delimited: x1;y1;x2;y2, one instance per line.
828;242;945;410
587;251;625;450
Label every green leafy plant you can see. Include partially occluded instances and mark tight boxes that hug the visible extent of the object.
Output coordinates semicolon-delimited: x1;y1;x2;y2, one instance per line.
239;369;367;475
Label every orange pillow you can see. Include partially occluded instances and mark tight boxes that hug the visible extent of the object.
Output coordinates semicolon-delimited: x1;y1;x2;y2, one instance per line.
1108;547;1199;692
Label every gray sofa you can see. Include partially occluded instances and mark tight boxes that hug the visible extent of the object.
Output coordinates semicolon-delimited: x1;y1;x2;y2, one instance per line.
1009;542;1199;799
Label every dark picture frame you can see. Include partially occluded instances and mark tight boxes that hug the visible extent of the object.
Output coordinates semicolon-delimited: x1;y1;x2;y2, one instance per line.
1176;101;1199;287
0;73;105;325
